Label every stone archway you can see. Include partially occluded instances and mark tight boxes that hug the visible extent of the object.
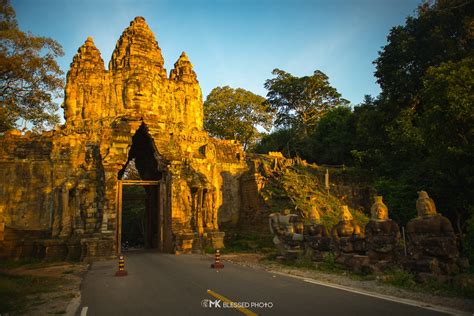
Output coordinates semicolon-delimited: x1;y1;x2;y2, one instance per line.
115;124;172;254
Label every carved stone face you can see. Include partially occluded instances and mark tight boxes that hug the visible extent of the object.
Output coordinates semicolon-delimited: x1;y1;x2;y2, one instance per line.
370;196;389;221
340;205;353;222
308;206;321;224
124;77;152;110
373;205;388;221
417;199;436;217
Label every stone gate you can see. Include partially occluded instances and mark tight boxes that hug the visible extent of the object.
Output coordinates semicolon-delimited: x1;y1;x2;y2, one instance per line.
0;17;247;261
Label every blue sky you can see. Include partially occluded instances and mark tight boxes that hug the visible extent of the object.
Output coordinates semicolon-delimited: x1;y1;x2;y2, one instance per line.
12;0;420;106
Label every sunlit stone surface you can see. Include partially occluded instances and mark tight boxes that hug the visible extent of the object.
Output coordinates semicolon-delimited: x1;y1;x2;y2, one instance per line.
0;17;246;260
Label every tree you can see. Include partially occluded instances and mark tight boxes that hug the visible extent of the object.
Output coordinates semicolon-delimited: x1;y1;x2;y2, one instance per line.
309;106;355;165
203;86;273;150
0;0;64;132
264;69;348;135
354;0;474;229
374;0;473;116
418;57;474;229
253;128;293;157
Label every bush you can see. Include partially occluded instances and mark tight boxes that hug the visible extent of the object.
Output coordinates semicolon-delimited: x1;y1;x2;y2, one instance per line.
463;212;474;264
381;268;417;288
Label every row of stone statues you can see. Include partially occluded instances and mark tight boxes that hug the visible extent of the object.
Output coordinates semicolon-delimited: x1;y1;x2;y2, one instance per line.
269;191;468;275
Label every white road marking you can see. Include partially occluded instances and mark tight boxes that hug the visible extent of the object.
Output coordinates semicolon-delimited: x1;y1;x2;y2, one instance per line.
269;270;469;316
80;306;88;316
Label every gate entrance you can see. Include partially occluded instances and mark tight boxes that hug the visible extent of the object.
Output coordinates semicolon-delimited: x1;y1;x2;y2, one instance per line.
115;123;172;255
116;180;167;254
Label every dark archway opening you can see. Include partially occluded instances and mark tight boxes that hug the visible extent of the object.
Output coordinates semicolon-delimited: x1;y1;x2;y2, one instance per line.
117;123;167;252
118;124;162;181
121;184;146;249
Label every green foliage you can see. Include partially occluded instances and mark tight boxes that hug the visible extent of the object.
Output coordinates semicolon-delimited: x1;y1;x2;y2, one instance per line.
318;253;344;272
464;212;474;264
264;68;348;135
351;95;387;169
203;86;273;150
309;106;355;165
254;0;473;248
222;229;274;253
374;0;473;111
293;256;315;269
0;0;64;132
373;178;418;226
253;128;293;156
203;245;216;254
254;69;350;162
380;268;474;299
381;268;417;288
251;155;368;230
417;57;474;224
253;106;356;164
122;186;146;246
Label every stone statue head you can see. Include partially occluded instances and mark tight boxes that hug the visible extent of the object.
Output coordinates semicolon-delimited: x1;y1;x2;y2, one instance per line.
371;196;389;221
340;205;353;222
124;76;152;110
416;191;437;217
308;205;321;224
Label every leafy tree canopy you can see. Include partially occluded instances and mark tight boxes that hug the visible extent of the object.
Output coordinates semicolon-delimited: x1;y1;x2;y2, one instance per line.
374;0;473;114
0;0;64;132
309;106;355;165
264;69;348;135
203;86;273;150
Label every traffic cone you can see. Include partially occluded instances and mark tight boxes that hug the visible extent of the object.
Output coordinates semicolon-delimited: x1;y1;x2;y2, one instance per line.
211;249;224;269
115;254;128;276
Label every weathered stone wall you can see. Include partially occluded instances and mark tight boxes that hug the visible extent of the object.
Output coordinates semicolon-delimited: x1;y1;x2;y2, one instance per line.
0;135;54;231
237;154;373;229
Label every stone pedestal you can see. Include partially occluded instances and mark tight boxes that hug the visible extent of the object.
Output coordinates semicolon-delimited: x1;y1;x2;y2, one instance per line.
192;234;203;254
175;233;194;254
336;254;370;273
80;237;114;262
304;236;331;261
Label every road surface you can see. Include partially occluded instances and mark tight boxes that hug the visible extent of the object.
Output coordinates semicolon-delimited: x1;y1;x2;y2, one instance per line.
77;251;453;315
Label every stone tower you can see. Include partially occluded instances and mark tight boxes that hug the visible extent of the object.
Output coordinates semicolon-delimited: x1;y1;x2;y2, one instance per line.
0;17;246;261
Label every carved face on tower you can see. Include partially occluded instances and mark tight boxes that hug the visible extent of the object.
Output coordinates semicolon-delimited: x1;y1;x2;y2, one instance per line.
124;76;153;110
371;196;389;221
340;205;353;222
416;191;437;217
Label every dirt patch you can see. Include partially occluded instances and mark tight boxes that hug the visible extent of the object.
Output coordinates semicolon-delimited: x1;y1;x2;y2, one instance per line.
221;253;474;313
0;262;87;315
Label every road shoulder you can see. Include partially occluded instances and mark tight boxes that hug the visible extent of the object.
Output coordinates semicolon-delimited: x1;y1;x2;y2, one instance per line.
221;253;474;314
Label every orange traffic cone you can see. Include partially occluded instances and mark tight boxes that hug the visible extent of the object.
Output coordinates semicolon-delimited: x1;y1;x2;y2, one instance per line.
115;254;128;276
211;249;224;269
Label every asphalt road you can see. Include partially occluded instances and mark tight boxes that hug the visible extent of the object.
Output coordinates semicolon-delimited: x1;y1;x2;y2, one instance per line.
78;251;451;316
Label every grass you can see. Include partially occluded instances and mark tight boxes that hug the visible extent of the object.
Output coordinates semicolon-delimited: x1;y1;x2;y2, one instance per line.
0;272;64;313
221;229;275;254
379;268;474;299
260;252;474;299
